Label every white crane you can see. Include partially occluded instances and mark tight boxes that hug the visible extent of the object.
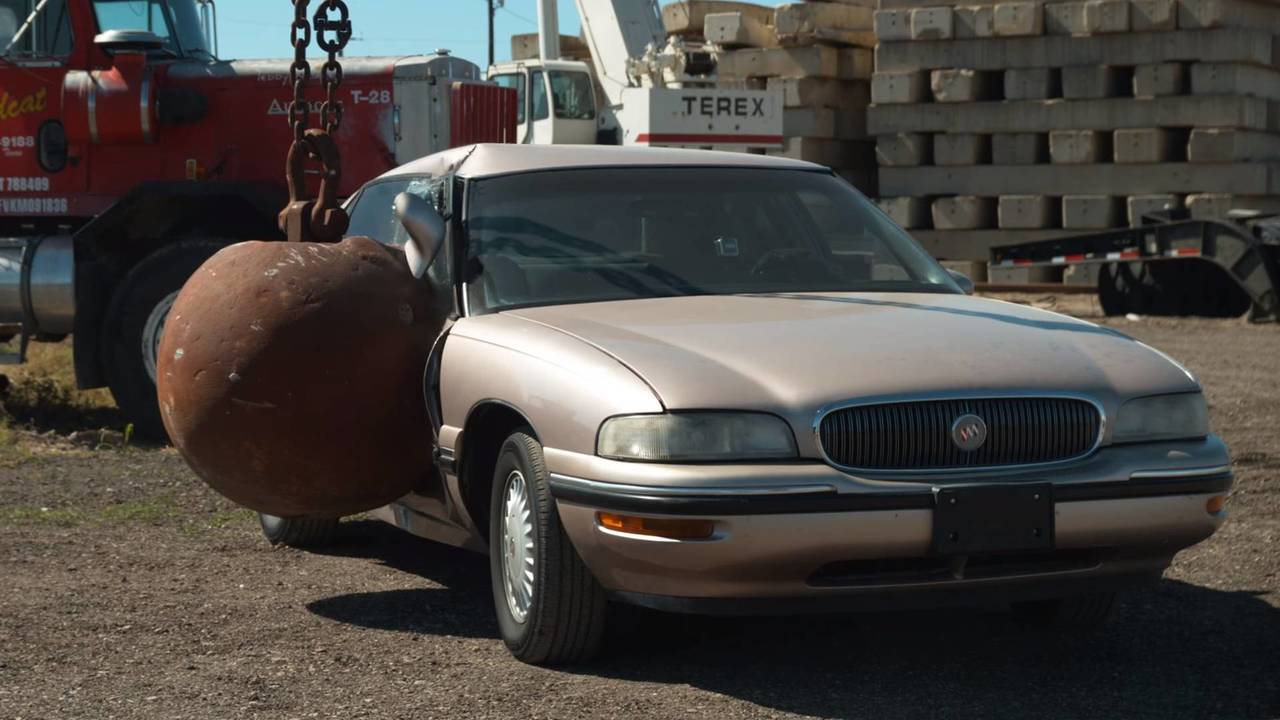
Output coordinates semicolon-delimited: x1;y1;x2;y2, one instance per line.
488;0;783;148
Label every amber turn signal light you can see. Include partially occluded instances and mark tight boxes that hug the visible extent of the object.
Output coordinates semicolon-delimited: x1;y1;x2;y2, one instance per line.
1206;495;1227;515
596;512;715;540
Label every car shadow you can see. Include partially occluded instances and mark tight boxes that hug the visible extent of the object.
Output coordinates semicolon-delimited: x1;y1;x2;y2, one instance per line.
308;520;1280;719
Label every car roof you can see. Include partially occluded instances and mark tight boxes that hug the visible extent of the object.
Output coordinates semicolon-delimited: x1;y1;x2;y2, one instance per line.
375;143;825;182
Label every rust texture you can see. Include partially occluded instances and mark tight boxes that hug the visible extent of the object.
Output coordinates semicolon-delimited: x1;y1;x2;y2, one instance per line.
156;236;444;518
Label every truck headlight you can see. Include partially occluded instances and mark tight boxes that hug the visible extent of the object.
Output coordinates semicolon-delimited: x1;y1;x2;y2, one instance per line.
1112;393;1209;444
597;413;798;462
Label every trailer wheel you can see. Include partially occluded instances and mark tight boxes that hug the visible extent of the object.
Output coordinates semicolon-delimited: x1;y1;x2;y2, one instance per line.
102;241;223;441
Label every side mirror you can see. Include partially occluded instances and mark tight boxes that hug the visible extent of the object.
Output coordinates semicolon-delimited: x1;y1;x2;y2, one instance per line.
947;268;975;295
94;29;165;53
394;192;445;279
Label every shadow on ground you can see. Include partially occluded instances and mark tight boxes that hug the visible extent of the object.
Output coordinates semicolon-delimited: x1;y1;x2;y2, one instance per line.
309;521;1280;719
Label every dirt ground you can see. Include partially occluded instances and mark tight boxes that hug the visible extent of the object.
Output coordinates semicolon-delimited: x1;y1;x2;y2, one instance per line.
1;301;1277;720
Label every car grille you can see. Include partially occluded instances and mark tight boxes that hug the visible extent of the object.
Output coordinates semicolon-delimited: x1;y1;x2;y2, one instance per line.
817;397;1101;471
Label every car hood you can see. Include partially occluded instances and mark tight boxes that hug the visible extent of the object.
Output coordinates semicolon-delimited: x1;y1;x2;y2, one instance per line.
504;293;1199;417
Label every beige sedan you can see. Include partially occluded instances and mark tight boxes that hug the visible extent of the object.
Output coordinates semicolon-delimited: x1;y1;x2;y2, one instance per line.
263;144;1232;665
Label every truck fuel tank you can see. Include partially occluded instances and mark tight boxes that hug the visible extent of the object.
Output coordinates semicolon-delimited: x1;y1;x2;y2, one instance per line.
0;235;76;338
156;236;445;518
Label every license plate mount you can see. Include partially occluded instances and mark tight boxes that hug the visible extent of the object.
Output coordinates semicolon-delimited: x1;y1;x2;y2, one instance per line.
931;483;1055;555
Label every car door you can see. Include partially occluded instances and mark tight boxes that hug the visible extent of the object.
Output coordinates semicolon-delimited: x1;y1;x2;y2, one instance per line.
525;70;554;145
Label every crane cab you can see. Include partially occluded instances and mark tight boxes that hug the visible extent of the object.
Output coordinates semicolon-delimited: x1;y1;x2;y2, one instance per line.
487;59;598;145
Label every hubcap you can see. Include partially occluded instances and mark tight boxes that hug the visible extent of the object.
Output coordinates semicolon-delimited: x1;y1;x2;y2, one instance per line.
142;291;180;383
500;469;535;623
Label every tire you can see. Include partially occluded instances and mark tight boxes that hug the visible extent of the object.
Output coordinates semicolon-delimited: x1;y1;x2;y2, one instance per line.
258;513;341;548
101;241;223;442
1012;592;1117;629
489;429;607;665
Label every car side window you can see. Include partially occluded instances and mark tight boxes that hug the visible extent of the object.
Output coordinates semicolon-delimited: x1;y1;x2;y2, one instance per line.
530;71;549;122
345;180;411;244
492;73;526;125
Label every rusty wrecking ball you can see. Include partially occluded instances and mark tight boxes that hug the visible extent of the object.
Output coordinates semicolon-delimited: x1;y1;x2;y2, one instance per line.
156;236;444;518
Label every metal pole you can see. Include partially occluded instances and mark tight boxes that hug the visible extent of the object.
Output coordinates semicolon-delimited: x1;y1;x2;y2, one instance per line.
487;0;495;67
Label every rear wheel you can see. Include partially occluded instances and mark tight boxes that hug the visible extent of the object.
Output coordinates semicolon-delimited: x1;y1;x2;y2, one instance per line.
1012;592;1116;629
258;513;341;549
489;429;607;664
102;241;223;441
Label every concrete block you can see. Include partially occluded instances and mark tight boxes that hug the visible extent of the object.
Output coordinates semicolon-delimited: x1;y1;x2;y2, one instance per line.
1133;63;1187;97
880;163;1280;196
992;132;1048;165
954;5;996;37
1187;193;1280;219
1114;128;1176;163
776;2;876;47
932;196;996;230
930;69;998;102
1062;65;1122;99
1062;195;1123;229
1191;63;1280;103
784;107;867;140
874;27;1273;72
1004;68;1060;100
877;133;932;166
1131;0;1178;29
877;197;932;229
705;12;778;48
663;1;776;36
867;95;1276;135
911;7;954;39
871;71;928;104
767;77;870;110
999;195;1059;229
1089;0;1132;33
1050;130;1109;164
934;133;991;165
1127;194;1183;225
993;2;1044;36
1178;0;1280;32
873;8;913;41
718;46;873;80
1046;2;1091;34
1188;129;1280;162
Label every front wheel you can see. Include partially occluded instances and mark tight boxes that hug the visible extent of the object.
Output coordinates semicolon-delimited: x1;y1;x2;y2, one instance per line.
489;429;607;664
102;241;223;441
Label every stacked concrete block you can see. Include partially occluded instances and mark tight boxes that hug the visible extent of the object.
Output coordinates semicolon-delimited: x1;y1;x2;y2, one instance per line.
867;0;1280;262
709;1;879;194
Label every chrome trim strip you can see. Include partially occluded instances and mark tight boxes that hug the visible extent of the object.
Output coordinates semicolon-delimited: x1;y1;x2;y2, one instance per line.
139;68;154;143
811;391;1108;476
1129;465;1232;480
87;74;99;144
549;473;837;498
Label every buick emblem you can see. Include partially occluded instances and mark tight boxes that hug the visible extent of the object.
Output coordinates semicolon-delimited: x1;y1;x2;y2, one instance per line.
950;414;988;452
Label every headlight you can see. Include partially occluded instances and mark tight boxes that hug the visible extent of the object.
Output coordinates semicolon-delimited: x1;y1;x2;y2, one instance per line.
1113;393;1209;443
597;413;798;462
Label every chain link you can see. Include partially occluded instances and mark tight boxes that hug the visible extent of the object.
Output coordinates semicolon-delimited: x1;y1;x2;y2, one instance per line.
288;0;312;143
314;0;351;134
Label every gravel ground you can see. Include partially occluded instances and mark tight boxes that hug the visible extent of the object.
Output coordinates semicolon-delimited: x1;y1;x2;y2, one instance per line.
1;311;1277;720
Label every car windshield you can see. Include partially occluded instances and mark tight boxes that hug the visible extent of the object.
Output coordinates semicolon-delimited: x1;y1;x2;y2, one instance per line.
464;167;958;314
92;0;213;58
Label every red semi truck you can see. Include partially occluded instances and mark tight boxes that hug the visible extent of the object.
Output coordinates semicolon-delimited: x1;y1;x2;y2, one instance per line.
0;0;513;436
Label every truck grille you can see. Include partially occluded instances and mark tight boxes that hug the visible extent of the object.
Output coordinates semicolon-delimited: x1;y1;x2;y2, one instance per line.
817;397;1101;471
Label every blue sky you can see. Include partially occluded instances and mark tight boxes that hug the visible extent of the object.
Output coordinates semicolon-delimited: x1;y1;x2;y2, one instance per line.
215;1;779;64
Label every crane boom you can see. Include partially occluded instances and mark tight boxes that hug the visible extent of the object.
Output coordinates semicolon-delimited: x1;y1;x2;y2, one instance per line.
573;0;664;106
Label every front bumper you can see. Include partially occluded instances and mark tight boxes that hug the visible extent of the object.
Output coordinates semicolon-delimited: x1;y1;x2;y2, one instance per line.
545;438;1232;610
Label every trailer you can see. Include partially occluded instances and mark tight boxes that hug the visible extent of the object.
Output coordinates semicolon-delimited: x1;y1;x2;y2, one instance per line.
989;211;1280;323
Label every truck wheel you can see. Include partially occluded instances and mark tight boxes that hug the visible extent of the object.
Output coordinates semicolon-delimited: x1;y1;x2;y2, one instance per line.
1012;592;1116;629
489;429;607;664
102;241;223;441
259;513;341;548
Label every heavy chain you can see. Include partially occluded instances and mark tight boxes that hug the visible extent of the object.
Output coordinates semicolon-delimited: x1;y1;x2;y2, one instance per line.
314;0;351;133
280;0;352;243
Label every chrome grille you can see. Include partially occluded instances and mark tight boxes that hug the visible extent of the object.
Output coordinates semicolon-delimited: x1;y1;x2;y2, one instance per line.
817;397;1101;471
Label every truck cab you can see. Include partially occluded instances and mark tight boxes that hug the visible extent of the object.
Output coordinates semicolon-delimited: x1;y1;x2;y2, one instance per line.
487;59;598;145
